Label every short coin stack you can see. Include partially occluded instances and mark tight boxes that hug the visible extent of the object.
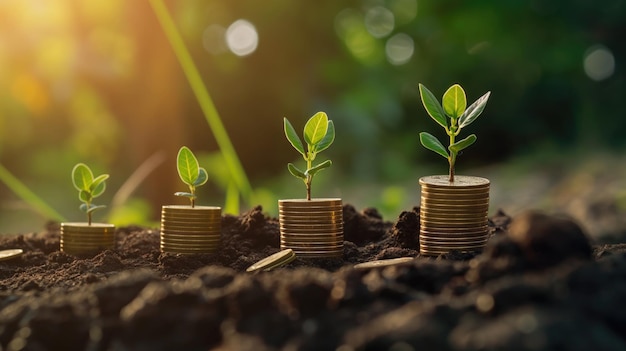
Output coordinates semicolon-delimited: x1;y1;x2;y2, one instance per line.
419;175;490;256
160;205;222;254
60;223;116;256
279;198;344;258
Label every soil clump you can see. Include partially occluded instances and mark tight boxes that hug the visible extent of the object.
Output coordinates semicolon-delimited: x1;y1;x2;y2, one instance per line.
1;205;625;350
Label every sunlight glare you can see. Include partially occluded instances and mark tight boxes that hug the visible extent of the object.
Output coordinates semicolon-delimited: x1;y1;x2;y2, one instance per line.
226;19;258;57
364;6;395;38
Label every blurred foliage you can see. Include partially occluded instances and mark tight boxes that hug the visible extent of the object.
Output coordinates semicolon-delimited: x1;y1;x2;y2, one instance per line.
1;0;625;232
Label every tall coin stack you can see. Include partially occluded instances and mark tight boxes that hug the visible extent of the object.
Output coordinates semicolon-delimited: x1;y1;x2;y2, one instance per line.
419;175;490;256
160;205;222;254
279;198;344;258
60;223;115;256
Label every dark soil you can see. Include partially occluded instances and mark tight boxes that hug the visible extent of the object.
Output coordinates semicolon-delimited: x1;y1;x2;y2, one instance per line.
1;205;625;350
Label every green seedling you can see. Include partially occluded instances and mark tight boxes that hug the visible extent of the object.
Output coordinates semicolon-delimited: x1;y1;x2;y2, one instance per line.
174;146;208;207
72;163;109;226
418;83;490;182
284;111;335;200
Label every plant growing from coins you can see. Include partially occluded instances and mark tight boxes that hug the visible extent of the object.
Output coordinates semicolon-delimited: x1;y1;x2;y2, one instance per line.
284;111;335;200
174;146;208;208
418;83;490;182
72;163;109;226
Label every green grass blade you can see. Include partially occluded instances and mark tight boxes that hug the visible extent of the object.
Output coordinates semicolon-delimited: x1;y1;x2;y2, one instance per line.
0;163;66;221
150;0;252;205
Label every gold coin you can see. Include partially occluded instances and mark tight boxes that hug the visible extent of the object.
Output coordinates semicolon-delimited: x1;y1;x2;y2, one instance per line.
420;221;488;229
161;237;221;245
160;244;220;251
280;239;343;247
161;215;221;221
61;228;115;234
0;249;24;261
281;232;344;239
280;230;344;237
280;224;343;233
419;236;488;245
161;232;220;239
160;221;221;228
421;201;489;208
420;228;488;236
246;249;296;273
162;206;222;212
419;175;489;188
160;225;221;232
286;250;342;258
279;220;343;226
420;242;485;250
353;257;414;270
279;198;342;206
282;245;344;252
61;242;114;250
421;198;490;206
420;230;488;238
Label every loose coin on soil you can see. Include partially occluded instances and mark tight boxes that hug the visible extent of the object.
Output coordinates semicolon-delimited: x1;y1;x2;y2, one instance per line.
353;257;414;270
246;249;296;273
0;249;24;261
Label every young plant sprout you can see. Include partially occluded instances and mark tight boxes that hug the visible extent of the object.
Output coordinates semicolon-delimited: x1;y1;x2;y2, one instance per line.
418;83;490;182
284;111;335;200
72;163;109;226
174;146;208;208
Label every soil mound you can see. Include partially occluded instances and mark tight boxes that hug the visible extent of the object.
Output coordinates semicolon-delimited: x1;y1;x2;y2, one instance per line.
1;205;625;350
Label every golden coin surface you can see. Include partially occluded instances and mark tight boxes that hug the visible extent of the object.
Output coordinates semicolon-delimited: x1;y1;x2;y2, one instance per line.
421;198;490;207
162;205;221;211
419;236;488;245
0;249;24;261
279;198;342;205
420;243;486;250
420;229;488;236
419;232;488;240
246;249;296;273
288;250;342;258
353;257;414;270
280;224;343;231
160;232;220;239
419;175;490;188
161;216;221;222
281;234;344;240
280;240;344;248
160;226;221;233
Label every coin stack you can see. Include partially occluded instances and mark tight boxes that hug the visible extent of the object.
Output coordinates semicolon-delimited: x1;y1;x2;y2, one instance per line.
60;222;116;256
419;175;490;256
160;205;222;254
279;198;344;258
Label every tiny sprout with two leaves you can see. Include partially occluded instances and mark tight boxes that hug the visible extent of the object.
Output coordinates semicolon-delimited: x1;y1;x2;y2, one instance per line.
284;112;335;200
72;163;109;226
174;146;208;208
418;83;490;182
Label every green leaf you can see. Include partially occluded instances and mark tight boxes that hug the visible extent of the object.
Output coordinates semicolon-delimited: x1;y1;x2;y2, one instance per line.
287;163;307;180
177;146;199;186
86;204;106;215
313;120;335;153
284;118;305;156
79;203;89;213
304;112;329;146
90;174;109;193
72;163;93;191
419;132;449;159
91;181;106;198
193;167;208;186
419;84;448;129
174;191;196;198
449;134;477;154
79;190;92;203
458;91;491;129
306;159;332;177
442;84;467;119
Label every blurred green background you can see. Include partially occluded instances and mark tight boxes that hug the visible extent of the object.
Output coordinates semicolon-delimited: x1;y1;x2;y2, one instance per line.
1;0;625;237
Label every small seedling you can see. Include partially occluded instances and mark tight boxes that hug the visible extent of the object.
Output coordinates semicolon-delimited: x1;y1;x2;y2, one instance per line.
418;83;490;182
72;163;109;226
174;146;208;207
284;111;335;200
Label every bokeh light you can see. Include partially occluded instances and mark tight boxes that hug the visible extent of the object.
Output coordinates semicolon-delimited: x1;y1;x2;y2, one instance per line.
225;19;258;57
583;45;615;81
364;6;395;38
385;33;414;65
202;24;227;55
